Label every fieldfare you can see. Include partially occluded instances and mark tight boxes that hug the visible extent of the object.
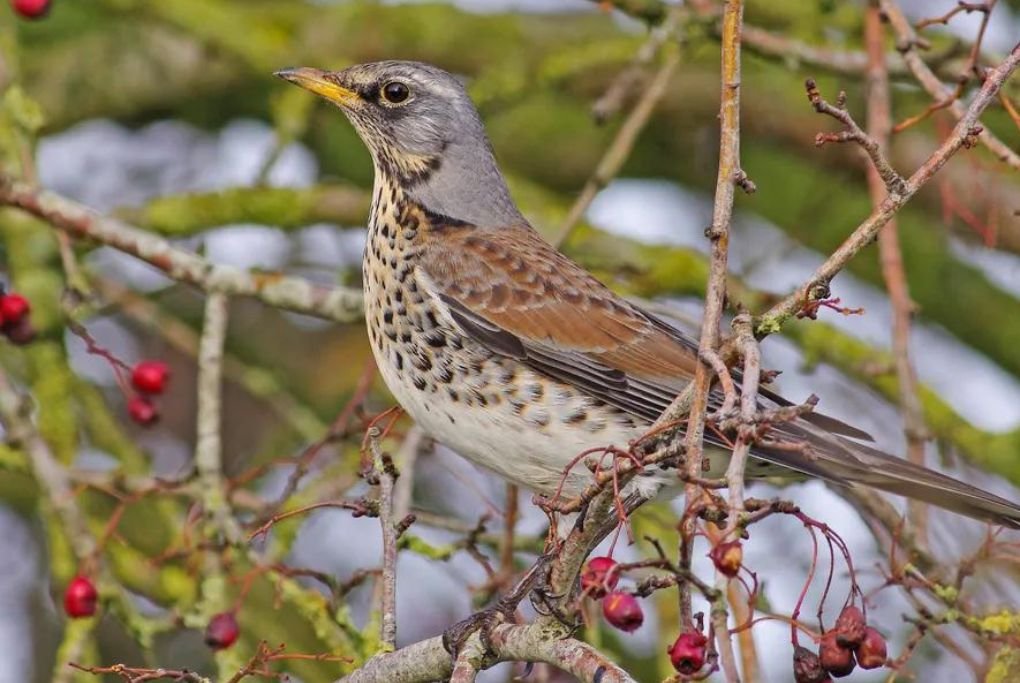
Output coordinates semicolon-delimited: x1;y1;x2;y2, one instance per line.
277;61;1020;529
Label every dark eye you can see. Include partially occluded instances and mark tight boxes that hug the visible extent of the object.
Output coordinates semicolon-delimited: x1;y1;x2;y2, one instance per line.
381;81;410;104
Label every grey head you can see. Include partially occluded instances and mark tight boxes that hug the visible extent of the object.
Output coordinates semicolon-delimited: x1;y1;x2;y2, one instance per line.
276;60;523;228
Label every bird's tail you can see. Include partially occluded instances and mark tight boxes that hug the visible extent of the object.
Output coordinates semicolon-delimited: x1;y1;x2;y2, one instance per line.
752;424;1020;530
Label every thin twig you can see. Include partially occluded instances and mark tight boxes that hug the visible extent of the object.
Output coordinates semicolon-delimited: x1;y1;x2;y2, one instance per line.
554;49;682;247
367;427;400;649
865;4;930;542
678;2;747;681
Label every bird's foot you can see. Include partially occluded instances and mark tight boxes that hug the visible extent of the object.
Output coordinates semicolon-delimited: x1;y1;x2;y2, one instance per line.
442;554;554;659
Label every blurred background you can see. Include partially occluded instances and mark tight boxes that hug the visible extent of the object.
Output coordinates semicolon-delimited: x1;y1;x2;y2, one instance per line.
1;0;1019;681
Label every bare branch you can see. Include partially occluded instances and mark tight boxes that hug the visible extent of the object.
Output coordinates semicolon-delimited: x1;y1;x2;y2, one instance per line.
336;621;637;683
0;174;364;322
755;41;1020;337
879;0;1020;170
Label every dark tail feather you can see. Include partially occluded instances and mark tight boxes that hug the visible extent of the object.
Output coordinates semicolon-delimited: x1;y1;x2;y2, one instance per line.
752;429;1020;530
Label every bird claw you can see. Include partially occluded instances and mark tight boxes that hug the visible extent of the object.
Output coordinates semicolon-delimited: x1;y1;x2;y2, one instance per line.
442;553;555;660
441;602;512;659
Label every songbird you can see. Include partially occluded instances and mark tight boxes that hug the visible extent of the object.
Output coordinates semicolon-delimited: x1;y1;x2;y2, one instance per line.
277;60;1020;529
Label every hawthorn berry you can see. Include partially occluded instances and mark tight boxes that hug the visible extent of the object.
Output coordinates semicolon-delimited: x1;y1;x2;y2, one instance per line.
793;646;831;683
11;0;51;20
668;630;708;674
580;556;619;599
0;293;29;325
854;627;887;669
708;540;743;578
204;612;240;650
131;360;170;395
818;633;856;678
601;591;643;632
63;576;97;618
0;293;35;345
833;604;866;649
127;395;159;425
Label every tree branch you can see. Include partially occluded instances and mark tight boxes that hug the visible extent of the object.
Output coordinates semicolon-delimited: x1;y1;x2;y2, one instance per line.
755;40;1020;337
879;0;1020;170
0;174;364;322
336;621;636;683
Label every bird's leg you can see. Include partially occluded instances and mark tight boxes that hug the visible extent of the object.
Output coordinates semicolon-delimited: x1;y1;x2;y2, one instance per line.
442;553;554;659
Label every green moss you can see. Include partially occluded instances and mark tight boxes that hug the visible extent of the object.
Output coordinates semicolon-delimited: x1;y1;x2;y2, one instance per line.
987;646;1020;683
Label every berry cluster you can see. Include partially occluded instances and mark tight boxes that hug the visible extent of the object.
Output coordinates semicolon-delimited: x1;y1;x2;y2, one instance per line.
0;292;35;345
796;605;887;682
580;556;644;633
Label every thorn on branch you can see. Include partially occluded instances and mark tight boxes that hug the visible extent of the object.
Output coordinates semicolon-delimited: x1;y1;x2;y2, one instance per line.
796;297;865;320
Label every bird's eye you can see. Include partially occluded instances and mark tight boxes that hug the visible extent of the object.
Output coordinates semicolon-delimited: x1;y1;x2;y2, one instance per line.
381;81;410;104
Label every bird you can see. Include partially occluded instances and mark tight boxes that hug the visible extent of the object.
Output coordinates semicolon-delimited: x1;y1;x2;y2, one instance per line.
276;60;1020;530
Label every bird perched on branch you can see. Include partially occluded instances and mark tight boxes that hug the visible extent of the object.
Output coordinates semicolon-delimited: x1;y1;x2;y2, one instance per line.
277;60;1020;529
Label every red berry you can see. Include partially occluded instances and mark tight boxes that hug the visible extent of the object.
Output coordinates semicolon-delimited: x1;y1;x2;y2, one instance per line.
11;0;51;19
0;294;30;327
708;540;743;578
833;605;866;649
63;576;97;618
668;630;708;674
854;627;887;669
204;612;240;650
127;395;159;425
602;591;643;632
580;556;619;599
131;360;170;394
818;633;856;677
793;646;831;683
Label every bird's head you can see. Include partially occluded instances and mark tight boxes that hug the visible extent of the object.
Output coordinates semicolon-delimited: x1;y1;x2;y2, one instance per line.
276;60;522;227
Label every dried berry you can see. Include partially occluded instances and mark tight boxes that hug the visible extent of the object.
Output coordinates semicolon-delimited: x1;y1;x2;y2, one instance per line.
127;395;159;425
204;612;240;650
63;576;97;618
833;604;866;649
3;317;36;346
708;540;743;578
11;0;51;20
580;556;619;599
819;633;856;677
793;646;831;683
131;360;170;395
602;591;643;632
855;627;887;669
668;630;708;674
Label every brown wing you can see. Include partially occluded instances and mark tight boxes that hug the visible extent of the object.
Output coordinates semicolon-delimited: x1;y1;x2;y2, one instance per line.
417;224;702;422
418;223;866;437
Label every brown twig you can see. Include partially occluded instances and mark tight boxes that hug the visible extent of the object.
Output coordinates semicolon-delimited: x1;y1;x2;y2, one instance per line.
864;4;930;543
676;2;747;681
366;426;401;649
553;48;682;247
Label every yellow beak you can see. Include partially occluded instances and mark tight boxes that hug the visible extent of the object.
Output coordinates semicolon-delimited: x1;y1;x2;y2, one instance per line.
275;67;360;107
